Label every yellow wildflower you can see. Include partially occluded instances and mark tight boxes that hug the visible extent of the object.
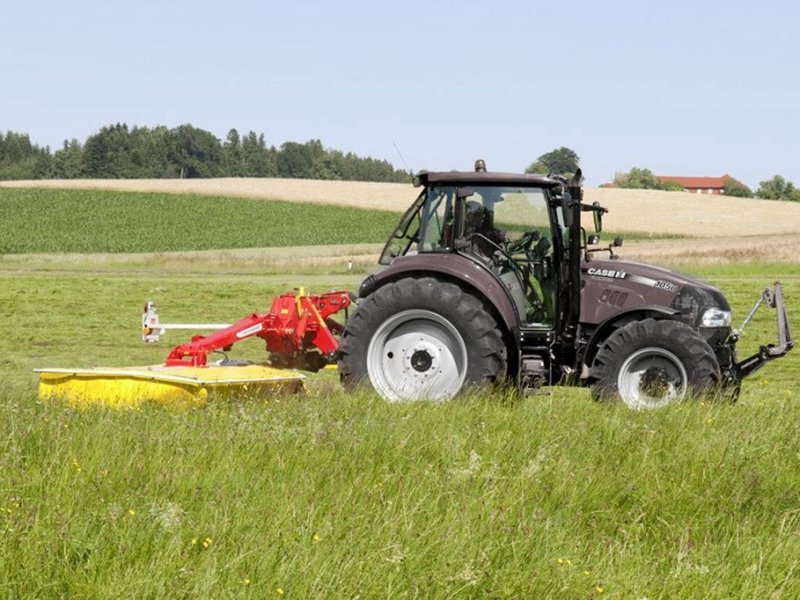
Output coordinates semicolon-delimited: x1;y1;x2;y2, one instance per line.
276;587;284;595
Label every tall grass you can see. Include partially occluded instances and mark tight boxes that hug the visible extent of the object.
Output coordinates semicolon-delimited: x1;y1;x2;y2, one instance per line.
2;386;800;597
1;244;798;596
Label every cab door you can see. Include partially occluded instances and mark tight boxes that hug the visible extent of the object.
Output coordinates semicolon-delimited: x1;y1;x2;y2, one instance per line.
493;188;558;326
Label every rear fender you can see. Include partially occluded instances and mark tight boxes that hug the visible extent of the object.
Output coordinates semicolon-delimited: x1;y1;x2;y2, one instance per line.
358;254;520;338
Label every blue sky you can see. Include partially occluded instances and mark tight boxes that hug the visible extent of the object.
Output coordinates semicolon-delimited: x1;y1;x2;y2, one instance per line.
2;0;799;187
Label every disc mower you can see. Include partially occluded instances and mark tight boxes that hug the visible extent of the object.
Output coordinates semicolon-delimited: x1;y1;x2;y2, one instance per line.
37;289;351;408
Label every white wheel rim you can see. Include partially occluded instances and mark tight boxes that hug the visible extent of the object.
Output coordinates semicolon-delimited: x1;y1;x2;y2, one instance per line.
366;309;468;402
617;347;688;410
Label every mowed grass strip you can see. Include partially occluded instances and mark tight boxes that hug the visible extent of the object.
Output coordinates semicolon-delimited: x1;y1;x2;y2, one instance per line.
0;188;399;253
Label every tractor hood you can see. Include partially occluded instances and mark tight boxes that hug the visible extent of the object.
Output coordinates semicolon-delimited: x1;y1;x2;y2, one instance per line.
580;257;731;328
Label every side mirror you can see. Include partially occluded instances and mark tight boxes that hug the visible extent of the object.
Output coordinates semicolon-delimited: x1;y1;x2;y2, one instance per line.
592;201;603;232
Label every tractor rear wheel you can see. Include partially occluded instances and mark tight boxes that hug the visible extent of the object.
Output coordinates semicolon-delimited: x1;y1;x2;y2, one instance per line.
338;277;507;402
591;318;720;410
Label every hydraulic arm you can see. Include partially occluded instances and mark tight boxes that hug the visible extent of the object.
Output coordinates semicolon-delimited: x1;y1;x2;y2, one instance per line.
149;289;352;368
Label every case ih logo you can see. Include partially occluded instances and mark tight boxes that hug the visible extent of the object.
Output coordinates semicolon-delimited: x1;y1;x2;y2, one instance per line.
587;267;627;279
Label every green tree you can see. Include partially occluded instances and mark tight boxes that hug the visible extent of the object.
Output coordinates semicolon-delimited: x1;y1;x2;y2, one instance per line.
168;124;223;178
83;123;138;177
277;141;315;178
140;126;175;177
755;175;797;201
126;125;172;178
723;178;753;198
613;167;662;189
50;139;84;178
525;147;580;177
241;131;278;176
660;179;685;192
0;130;50;179
223;129;245;176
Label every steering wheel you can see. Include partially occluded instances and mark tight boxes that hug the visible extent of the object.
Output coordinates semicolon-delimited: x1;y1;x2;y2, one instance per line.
508;229;540;254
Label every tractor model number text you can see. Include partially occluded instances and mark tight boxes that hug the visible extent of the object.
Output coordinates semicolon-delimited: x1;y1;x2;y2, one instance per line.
654;280;679;293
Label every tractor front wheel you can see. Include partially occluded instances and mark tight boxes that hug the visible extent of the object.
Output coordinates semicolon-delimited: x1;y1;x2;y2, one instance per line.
591;318;720;410
338;277;507;402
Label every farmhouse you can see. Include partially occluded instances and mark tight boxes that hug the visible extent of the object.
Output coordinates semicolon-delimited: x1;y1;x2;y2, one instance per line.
657;174;733;195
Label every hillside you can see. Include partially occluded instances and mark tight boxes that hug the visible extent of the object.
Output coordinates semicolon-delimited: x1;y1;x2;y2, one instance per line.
3;178;800;239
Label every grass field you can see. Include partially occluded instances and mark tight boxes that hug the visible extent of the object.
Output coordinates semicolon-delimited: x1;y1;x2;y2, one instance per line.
3;383;800;597
0;188;399;253
1;184;799;597
1;262;798;597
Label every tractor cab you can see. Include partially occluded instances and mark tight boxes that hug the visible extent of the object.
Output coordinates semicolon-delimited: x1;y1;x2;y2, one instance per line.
377;163;582;330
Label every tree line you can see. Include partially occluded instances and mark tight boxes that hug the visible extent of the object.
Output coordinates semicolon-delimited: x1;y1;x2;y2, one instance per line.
0;125;410;183
522;147;799;202
612;167;800;201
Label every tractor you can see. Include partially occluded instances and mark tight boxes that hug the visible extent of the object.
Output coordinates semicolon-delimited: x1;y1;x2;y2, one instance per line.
337;161;793;409
38;162;792;410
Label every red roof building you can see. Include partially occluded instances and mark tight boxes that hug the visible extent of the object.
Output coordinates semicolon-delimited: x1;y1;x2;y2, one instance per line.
657;174;733;195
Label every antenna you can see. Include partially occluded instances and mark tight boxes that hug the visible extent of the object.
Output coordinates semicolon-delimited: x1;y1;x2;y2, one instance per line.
392;141;414;177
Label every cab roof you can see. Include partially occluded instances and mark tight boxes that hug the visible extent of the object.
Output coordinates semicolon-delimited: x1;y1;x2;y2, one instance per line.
414;170;562;188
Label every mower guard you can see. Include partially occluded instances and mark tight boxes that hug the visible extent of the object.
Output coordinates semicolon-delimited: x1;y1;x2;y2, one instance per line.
35;364;305;409
735;282;794;379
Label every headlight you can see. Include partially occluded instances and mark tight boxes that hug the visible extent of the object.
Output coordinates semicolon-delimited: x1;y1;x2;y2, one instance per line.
701;307;732;328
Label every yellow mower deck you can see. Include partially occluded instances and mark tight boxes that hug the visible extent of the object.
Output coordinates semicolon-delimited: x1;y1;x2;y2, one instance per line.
35;364;305;409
